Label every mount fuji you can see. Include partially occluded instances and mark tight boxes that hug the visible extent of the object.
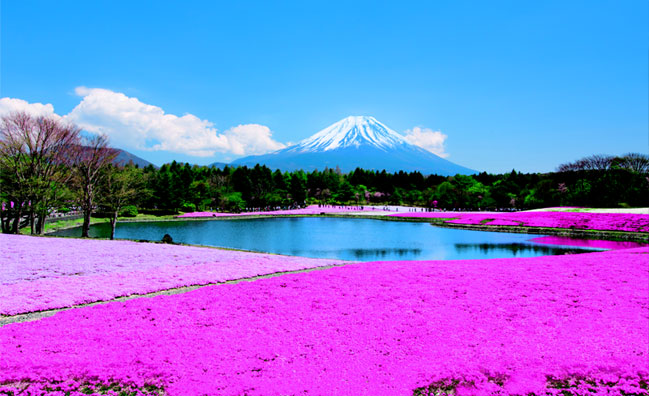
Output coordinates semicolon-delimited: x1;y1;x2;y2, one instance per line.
228;116;476;175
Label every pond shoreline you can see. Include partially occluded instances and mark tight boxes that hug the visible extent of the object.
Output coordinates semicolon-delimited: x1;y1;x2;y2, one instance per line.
46;212;649;243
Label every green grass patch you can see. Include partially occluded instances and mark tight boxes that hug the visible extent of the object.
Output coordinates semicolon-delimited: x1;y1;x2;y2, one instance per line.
20;213;179;235
20;217;109;235
120;213;178;221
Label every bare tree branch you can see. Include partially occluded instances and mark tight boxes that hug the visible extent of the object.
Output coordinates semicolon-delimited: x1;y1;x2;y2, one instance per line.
72;134;118;237
557;153;648;174
0;111;81;234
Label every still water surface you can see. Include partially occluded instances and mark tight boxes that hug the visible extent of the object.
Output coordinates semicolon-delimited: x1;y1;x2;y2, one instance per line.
54;217;599;261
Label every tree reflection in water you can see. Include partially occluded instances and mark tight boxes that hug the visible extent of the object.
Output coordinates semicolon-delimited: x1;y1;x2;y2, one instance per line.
453;243;595;256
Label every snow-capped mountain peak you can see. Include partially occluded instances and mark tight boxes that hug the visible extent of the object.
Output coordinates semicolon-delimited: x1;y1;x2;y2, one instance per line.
228;115;477;175
290;116;409;153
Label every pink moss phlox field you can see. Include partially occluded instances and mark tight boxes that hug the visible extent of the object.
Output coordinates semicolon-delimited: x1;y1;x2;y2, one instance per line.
0;378;163;396
389;211;649;233
531;235;647;250
0;234;344;315
177;205;373;218
1;248;647;395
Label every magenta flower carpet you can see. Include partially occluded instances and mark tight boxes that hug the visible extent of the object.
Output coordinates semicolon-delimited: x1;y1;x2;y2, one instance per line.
530;235;647;250
1;246;647;395
177;205;374;218
389;211;649;233
0;234;344;315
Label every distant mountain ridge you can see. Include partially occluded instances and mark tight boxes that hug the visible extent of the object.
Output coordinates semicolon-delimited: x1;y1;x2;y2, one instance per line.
209;162;230;169
227;116;476;175
113;149;156;168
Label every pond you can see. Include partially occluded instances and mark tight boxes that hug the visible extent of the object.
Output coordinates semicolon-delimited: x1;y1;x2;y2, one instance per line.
52;217;603;261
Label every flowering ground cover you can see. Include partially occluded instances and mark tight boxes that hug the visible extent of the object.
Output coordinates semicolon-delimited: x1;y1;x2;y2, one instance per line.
530;235;647;250
389;211;649;233
0;234;344;315
177;205;375;218
529;207;649;214
1;247;647;395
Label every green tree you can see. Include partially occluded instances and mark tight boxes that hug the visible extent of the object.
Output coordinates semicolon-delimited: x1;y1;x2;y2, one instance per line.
0;112;80;234
189;180;211;210
335;180;354;203
289;171;307;204
435;181;457;209
100;165;145;240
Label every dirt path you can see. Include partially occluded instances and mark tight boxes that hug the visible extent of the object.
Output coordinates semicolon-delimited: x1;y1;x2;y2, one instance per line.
0;263;346;327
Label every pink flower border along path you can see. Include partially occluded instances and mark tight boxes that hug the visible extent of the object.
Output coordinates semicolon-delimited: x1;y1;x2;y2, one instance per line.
0;247;647;395
0;234;345;316
388;211;649;234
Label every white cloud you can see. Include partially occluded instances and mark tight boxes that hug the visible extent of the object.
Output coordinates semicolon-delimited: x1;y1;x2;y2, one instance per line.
403;126;449;158
65;87;285;157
224;124;285;155
0;97;61;119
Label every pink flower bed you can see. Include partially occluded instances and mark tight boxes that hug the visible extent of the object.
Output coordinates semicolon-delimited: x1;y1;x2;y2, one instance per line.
1;247;647;395
0;234;343;315
389;211;649;233
178;205;372;218
531;235;647;250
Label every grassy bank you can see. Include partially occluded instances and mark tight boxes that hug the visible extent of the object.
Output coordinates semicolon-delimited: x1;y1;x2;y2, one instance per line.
29;213;178;235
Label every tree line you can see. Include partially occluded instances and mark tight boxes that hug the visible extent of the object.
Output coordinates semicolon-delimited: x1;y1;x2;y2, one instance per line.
0;112;139;238
140;156;648;213
1;111;648;237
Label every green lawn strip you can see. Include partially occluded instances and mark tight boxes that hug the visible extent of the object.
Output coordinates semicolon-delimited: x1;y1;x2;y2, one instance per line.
20;217;109;235
119;213;178;221
33;214;178;234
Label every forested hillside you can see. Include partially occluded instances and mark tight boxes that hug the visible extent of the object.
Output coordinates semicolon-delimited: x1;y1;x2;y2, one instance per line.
140;156;649;213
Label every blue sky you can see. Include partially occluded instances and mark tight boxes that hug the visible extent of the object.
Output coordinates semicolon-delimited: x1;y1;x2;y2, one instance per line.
1;0;647;173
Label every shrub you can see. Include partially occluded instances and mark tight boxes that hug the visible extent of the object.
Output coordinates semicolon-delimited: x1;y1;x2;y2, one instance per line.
180;202;196;212
119;205;138;217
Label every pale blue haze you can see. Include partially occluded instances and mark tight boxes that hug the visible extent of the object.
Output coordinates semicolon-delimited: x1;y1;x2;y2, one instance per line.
233;116;477;174
1;1;647;173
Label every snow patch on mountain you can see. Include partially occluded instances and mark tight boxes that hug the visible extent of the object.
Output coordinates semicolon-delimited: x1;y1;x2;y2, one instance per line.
289;116;409;153
228;116;477;175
